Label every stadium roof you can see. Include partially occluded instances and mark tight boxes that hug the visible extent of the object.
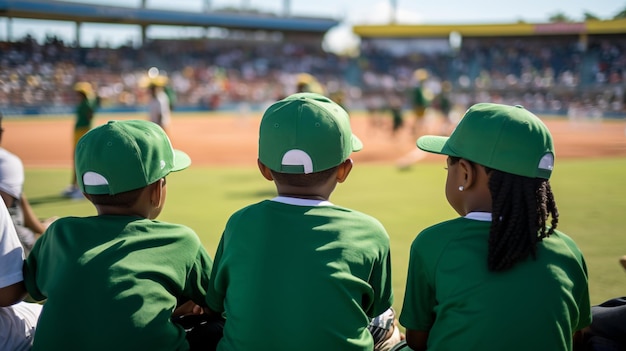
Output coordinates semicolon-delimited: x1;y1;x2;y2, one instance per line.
0;0;340;33
353;19;626;38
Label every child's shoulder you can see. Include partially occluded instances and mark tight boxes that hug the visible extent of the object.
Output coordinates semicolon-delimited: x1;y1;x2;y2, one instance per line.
414;217;485;244
420;216;473;233
321;204;390;240
227;199;270;217
543;229;585;259
335;204;386;224
132;218;200;241
228;200;386;227
51;215;197;236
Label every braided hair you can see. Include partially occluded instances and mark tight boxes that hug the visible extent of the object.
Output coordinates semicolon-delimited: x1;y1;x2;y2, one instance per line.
487;168;559;271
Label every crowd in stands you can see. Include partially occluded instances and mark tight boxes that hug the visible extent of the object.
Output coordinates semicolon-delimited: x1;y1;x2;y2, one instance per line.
360;34;625;117
0;32;624;117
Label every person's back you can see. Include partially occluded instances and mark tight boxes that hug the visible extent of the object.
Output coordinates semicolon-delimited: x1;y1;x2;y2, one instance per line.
405;217;587;350
0;114;56;255
0;147;29;245
206;93;394;351
398;103;591;351
0;191;42;351
148;82;172;134
25;216;207;350
23;120;214;351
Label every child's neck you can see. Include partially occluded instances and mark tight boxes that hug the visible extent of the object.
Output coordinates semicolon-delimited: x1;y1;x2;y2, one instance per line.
277;193;328;201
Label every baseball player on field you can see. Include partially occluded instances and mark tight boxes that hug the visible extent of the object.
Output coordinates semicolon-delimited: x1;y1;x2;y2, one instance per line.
62;81;98;199
410;69;431;137
147;77;172;135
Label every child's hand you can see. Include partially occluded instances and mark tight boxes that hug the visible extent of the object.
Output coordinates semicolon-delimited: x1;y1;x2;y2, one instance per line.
172;300;205;317
41;216;59;230
620;255;626;271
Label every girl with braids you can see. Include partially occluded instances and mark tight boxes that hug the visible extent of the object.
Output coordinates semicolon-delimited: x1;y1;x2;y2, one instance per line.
395;103;591;351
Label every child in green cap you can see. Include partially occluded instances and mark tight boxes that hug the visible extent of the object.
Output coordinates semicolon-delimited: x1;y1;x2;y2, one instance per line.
396;103;591;351
23;120;218;350
206;93;398;351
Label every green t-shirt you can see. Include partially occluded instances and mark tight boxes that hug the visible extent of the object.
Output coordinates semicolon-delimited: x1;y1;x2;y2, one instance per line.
399;215;592;351
23;215;213;351
206;199;393;351
436;92;452;114
412;86;429;108
75;98;97;129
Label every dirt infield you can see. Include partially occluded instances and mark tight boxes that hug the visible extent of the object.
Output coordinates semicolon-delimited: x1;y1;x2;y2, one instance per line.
4;112;626;168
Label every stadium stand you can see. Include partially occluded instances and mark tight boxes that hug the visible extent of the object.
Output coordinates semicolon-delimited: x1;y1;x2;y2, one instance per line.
355;21;626;118
0;0;339;44
0;1;624;118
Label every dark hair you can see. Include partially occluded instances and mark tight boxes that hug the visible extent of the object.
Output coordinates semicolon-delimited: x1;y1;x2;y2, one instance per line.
270;166;338;188
450;157;559;271
296;82;309;93
87;187;144;208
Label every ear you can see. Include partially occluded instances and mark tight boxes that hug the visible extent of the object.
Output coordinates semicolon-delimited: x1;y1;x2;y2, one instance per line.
336;159;353;183
150;178;165;208
458;158;477;190
257;159;274;181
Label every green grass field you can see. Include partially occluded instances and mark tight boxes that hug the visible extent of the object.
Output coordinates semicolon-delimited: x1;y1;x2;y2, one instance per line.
24;158;626;313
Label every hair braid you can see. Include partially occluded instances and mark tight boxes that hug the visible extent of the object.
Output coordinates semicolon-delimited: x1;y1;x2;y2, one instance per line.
487;169;559;271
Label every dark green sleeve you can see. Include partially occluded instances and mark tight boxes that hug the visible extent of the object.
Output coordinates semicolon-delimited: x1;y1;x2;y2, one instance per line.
205;235;225;313
22;238;46;301
367;238;393;318
184;242;214;307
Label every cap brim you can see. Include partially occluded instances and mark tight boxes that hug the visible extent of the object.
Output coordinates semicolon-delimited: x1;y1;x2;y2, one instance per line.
416;135;449;155
171;150;192;172
351;135;363;152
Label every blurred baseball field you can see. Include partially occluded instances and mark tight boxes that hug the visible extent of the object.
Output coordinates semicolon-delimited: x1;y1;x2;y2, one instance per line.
7;111;626;313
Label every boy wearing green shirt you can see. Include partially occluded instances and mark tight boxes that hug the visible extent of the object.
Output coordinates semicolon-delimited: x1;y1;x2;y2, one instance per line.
23;120;215;350
206;93;395;351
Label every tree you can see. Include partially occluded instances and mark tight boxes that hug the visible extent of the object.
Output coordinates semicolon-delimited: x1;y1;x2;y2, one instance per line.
613;6;626;19
548;12;572;22
583;11;601;21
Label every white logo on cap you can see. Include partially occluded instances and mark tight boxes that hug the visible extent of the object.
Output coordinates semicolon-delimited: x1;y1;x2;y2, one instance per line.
538;153;554;170
282;149;313;174
83;171;109;186
160;160;166;169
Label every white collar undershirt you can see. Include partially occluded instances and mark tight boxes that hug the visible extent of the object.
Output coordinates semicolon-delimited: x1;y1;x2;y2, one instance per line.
464;212;492;221
271;196;333;207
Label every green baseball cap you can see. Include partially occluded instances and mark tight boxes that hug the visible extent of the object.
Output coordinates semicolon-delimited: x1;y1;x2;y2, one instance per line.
258;92;362;174
417;103;555;179
76;120;191;195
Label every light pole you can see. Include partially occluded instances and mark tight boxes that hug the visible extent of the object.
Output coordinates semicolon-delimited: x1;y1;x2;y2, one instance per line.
448;31;463;86
390;0;397;24
283;0;291;16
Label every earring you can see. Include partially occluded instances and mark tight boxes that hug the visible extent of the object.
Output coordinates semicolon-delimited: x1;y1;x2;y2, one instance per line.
458;185;464;192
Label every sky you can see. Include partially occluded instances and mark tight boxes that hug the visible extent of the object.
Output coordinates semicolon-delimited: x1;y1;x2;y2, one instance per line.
0;0;623;51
